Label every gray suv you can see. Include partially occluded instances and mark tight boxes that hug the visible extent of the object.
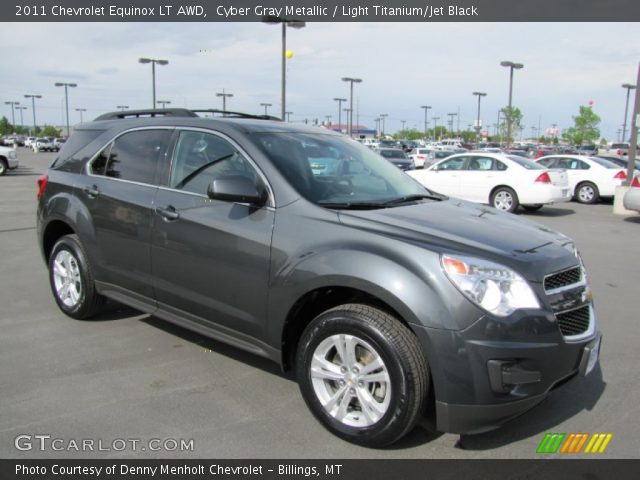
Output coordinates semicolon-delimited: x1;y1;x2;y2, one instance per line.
37;109;601;447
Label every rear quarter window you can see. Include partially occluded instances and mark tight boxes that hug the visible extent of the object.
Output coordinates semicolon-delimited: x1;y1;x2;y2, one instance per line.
51;129;106;168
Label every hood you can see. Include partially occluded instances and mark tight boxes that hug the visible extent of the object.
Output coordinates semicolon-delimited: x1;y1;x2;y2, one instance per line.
338;198;577;279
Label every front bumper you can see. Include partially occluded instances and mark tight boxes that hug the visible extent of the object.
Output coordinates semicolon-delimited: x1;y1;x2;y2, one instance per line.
8;157;19;169
413;309;601;434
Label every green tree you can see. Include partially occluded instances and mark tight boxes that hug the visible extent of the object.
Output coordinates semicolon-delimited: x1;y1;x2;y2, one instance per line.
0;116;13;136
394;128;424;141
40;125;62;137
562;105;600;145
499;106;523;143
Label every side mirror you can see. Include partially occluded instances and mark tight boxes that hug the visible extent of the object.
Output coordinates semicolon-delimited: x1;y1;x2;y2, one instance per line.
207;176;267;206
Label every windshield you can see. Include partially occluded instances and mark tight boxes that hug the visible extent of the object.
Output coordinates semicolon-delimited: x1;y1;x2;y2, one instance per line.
253;132;431;207
588;156;623;169
379;149;407;159
507;155;545;169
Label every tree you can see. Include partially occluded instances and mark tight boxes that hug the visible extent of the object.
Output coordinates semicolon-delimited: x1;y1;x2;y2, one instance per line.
0;116;13;136
562;105;600;145
498;106;523;143
40;125;62;137
394;128;423;141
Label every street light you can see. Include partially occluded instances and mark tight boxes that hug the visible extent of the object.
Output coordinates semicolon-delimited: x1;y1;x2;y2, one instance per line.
500;60;524;146
379;113;388;137
16;106;27;128
472;92;487;140
139;57;169;109
285;111;293;122
260;103;272;116
432;116;440;140
24;94;42;136
55;82;78;137
420;105;431;140
447;112;458;137
333;97;347;133
262;15;306;120
156;100;171;109
401;120;406;132
117;105;129;111
621;83;637;142
75;108;86;123
4;101;20;128
216;89;233;114
341;77;362;137
325;115;332;125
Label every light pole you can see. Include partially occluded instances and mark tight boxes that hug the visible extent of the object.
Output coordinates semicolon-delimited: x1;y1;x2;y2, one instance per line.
374;117;380;137
333;97;346;133
4;101;19;128
325;115;332;125
341;77;362;137
621;83;636;142
16;106;27;128
472;92;487;140
285;111;293;122
156;100;171;109
55;82;77;137
420;105;431;140
432;116;440;140
343;109;351;133
260;103;272;116
24;94;42;136
139;57;168;109
500;60;524;146
216;89;233;114
447;113;457;137
262;16;306;120
380;113;388;137
117;105;129;111
75;108;86;123
401;120;406;132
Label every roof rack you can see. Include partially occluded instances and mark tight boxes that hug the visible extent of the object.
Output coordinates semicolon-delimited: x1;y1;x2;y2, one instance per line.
190;109;282;121
93;108;199;121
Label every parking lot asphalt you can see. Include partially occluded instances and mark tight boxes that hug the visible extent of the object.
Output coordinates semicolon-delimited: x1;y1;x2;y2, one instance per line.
1;150;639;459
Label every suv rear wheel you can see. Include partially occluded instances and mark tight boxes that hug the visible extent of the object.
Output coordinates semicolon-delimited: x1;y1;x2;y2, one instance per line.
296;304;428;447
49;234;105;319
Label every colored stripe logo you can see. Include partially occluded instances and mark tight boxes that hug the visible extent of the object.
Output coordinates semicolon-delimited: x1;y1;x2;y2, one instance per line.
537;433;612;454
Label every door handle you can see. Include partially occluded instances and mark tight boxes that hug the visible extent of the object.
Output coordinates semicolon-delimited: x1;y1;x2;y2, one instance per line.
155;205;180;221
83;185;100;198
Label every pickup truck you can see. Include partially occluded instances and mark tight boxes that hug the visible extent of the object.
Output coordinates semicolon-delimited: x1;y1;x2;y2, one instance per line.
0;145;19;175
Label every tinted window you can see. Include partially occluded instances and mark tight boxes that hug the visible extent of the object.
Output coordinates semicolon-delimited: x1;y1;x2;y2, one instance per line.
438;157;466;170
105;130;170;184
170;130;257;196
90;144;112;176
538;158;556;168
379;149;407;159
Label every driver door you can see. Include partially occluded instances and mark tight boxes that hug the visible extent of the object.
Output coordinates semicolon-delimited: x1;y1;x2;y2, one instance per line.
151;129;274;340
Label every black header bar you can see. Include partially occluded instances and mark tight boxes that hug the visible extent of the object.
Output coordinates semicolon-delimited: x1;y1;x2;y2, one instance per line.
6;0;640;22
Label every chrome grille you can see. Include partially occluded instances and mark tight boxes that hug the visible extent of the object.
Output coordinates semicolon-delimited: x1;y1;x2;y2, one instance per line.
556;306;591;336
544;266;582;292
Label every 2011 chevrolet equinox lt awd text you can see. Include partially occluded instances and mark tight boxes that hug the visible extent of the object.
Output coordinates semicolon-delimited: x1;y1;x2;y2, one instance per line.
36;109;601;447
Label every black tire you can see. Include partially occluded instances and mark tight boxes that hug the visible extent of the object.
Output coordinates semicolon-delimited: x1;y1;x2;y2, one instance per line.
296;304;429;447
522;204;543;212
0;158;7;176
48;234;105;319
575;182;600;204
490;186;519;213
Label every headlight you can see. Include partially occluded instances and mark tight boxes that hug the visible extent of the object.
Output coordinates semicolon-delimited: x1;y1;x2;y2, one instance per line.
441;254;540;316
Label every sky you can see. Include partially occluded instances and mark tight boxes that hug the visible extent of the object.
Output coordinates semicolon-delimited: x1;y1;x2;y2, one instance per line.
1;22;638;141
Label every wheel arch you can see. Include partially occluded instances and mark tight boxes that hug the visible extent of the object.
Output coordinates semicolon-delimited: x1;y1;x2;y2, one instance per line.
42;219;76;262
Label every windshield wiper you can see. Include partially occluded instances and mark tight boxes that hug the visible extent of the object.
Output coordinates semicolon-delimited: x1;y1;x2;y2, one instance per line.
318;202;391;210
382;193;445;205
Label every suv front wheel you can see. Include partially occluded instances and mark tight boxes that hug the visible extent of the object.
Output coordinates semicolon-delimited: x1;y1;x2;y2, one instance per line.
49;234;105;319
296;304;429;447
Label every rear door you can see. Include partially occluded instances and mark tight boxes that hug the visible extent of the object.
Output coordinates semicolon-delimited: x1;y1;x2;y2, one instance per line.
78;128;172;299
150;128;275;340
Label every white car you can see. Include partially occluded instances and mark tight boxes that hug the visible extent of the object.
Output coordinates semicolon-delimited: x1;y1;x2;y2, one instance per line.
0;145;19;176
623;175;640;212
24;137;36;148
536;155;628;204
408;152;571;213
33;137;55;152
409;148;435;168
